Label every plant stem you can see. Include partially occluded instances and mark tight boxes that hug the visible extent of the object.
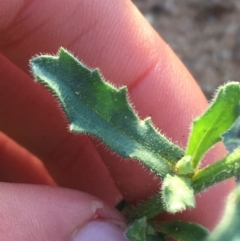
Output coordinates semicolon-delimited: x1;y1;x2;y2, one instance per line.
192;148;240;193
123;191;164;221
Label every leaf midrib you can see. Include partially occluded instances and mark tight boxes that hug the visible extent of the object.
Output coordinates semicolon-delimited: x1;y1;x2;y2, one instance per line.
71;85;173;166
190;98;227;166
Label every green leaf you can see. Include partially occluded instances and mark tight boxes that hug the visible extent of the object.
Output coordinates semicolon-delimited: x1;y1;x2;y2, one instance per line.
205;186;240;241
153;220;209;241
125;217;148;241
125;217;165;241
30;48;184;178
192;148;240;193
161;174;195;213
145;234;166;241
186;82;240;169
175;155;195;175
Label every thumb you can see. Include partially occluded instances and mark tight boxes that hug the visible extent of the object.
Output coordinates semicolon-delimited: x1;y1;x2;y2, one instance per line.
0;183;127;241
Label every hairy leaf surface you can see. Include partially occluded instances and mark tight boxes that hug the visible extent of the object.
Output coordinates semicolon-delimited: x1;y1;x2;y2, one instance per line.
125;217;166;241
154;220;209;241
30;48;184;178
186;82;240;169
125;217;149;241
162;174;195;213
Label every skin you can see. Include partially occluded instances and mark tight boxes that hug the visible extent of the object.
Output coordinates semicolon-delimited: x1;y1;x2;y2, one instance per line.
0;0;236;239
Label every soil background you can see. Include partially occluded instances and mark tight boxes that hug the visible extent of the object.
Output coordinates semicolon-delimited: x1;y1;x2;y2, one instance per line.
132;0;240;99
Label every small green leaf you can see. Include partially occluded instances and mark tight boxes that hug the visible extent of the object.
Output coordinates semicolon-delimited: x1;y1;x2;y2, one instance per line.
175;155;195;175
192;148;240;193
205;186;240;241
162;174;195;213
30;48;184;178
125;217;167;241
153;220;209;241
125;217;148;241
186;82;240;169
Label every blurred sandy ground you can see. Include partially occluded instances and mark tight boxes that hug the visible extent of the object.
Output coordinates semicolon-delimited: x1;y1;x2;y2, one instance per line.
132;0;240;99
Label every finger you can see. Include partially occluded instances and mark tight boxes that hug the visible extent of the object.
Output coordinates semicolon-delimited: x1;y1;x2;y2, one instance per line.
0;0;208;197
0;131;55;185
0;183;127;241
0;0;235;228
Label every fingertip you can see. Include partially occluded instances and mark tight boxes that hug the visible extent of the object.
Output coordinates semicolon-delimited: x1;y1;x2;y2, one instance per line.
72;221;127;241
0;183;127;240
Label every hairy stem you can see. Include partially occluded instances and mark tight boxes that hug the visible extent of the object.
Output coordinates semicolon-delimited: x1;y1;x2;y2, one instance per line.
192;148;240;193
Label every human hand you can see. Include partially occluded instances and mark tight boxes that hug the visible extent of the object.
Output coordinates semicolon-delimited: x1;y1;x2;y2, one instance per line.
0;0;235;240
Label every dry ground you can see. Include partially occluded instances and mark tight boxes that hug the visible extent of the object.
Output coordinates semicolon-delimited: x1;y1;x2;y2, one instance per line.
132;0;240;99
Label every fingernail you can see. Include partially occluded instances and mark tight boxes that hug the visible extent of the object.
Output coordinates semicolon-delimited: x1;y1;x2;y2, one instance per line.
72;220;128;241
